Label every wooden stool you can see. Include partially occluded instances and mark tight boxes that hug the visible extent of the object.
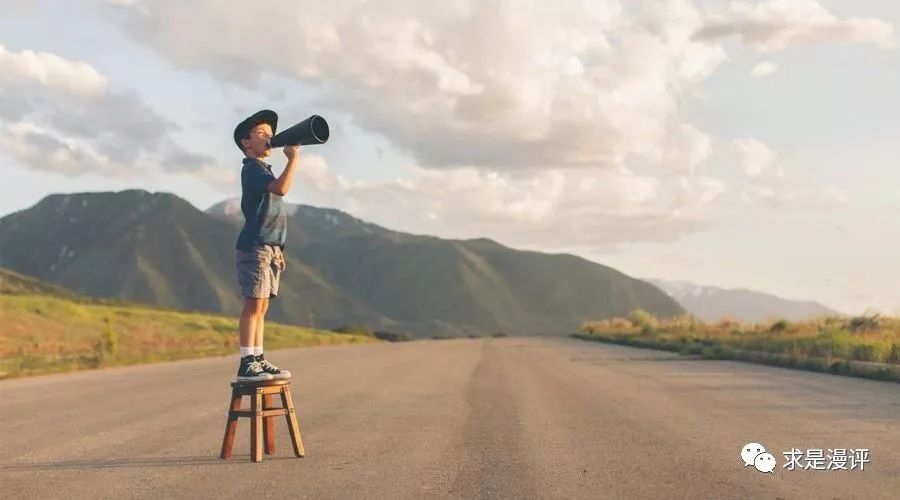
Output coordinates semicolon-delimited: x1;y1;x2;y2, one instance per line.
220;379;305;462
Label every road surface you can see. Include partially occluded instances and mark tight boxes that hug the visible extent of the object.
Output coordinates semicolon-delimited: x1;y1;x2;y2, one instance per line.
1;337;898;498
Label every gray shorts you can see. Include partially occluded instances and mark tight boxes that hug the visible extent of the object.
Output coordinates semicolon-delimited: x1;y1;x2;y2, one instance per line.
236;244;285;299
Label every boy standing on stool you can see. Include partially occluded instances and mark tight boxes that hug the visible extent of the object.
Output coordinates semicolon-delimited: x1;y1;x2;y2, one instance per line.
233;109;297;382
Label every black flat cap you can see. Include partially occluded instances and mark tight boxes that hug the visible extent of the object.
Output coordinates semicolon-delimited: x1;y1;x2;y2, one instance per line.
233;109;278;152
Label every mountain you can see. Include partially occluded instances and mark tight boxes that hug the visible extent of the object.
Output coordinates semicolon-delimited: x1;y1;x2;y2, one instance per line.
0;190;394;330
0;190;684;336
209;197;684;334
0;266;84;299
646;278;844;323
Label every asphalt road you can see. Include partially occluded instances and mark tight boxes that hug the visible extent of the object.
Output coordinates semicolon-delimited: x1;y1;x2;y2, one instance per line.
1;337;898;499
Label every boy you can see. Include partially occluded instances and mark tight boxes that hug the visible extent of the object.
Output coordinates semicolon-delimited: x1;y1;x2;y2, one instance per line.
232;109;299;382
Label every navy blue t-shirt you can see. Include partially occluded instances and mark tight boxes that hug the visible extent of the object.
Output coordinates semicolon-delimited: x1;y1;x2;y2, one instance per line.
236;157;287;251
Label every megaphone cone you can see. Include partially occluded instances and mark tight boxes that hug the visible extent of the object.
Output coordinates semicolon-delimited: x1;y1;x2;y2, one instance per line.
268;115;329;147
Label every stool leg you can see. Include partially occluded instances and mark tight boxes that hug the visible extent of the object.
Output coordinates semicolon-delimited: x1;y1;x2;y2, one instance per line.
280;386;305;457
250;390;263;462
220;389;242;459
263;392;275;455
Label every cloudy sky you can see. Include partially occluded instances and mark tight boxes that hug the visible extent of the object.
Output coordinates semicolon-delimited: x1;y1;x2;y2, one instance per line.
1;0;898;315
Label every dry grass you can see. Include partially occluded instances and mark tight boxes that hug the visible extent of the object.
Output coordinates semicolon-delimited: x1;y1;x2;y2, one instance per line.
0;294;377;379
577;310;900;382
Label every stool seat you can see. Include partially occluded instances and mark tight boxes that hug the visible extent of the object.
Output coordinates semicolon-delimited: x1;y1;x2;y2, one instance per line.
230;378;291;388
220;377;305;462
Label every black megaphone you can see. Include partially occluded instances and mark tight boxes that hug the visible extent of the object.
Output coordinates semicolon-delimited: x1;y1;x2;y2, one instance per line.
268;115;329;147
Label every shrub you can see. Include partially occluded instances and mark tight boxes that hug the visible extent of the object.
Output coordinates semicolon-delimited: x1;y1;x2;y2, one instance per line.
769;319;790;333
583;317;637;334
611;317;633;330
848;313;881;333
628;309;658;332
94;315;119;364
889;344;900;364
851;343;886;362
331;324;374;337
665;313;700;331
373;330;415;342
713;315;741;330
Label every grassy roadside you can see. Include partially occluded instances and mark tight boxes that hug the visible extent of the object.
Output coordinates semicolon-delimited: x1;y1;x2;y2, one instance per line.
0;294;377;380
573;310;900;383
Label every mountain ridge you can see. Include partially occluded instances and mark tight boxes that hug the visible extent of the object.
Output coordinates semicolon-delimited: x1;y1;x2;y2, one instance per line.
0;189;684;336
646;278;844;323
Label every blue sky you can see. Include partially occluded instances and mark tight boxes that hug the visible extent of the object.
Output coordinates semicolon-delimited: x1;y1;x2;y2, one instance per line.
1;0;898;315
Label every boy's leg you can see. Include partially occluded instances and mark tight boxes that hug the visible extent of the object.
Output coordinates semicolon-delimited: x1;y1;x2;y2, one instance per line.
237;244;275;353
255;246;280;352
252;297;289;379
254;298;269;349
241;298;265;351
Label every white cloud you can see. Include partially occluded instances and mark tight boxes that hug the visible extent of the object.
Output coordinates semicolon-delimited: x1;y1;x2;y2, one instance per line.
108;0;729;174
734;138;848;209
105;1;895;177
100;0;744;244
751;61;778;78
0;122;138;178
101;0;149;15
740;183;848;208
97;0;894;244
734;137;784;180
697;0;896;51
0;43;217;179
292;155;725;248
0;44;108;98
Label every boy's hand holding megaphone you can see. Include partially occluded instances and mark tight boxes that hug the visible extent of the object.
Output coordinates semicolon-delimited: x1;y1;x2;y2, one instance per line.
283;144;299;160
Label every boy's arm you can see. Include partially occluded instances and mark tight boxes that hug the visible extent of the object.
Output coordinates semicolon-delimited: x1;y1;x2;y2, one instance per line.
267;145;300;196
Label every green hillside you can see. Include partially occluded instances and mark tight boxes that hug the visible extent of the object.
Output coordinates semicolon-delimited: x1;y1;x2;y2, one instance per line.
0;267;84;299
297;235;683;335
0;191;394;330
0;190;685;337
0;266;170;310
0;286;376;380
